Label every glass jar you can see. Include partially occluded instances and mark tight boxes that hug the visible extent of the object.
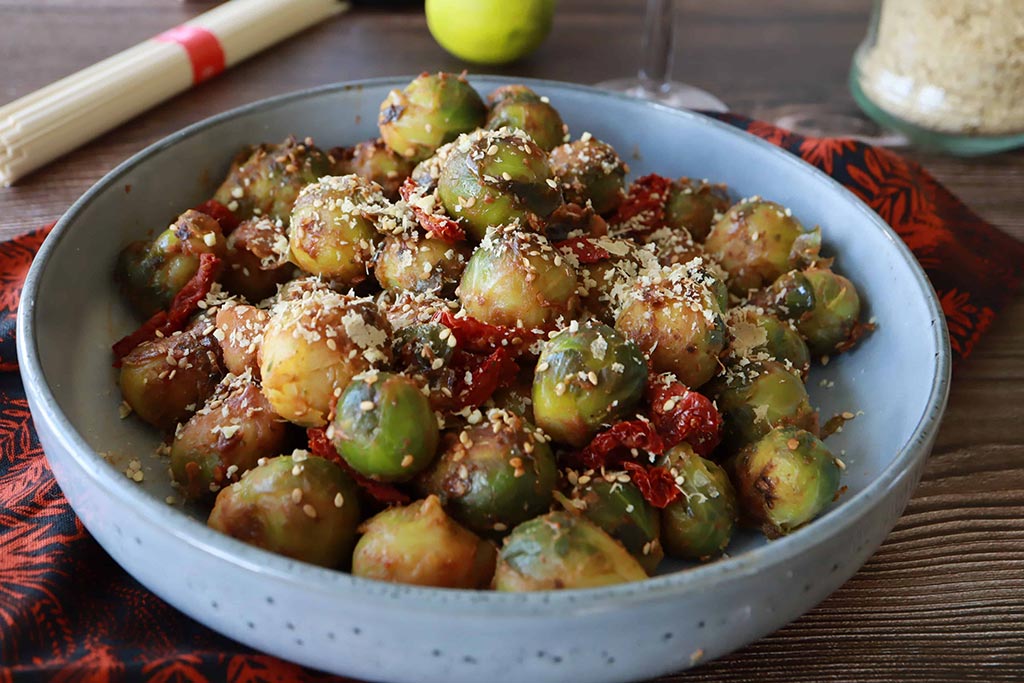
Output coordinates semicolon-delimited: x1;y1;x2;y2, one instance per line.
850;0;1024;155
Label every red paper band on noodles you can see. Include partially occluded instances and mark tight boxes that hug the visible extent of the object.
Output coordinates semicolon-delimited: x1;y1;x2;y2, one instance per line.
154;25;226;84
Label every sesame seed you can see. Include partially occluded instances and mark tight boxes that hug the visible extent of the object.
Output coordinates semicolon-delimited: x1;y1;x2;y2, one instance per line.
787;438;800;450
291;488;303;503
360;400;376;412
841;411;855;419
302;504;318;519
334;493;345;508
401;454;415;468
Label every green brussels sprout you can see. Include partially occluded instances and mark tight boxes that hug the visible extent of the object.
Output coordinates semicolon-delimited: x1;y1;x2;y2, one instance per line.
222;217;293;303
374;231;470;296
725;305;811;379
615;262;726;389
260;290;392;428
709;360;819;451
170;375;289;501
487;84;541;106
728;426;841;538
795;267;864;356
753;269;817;320
485;86;567;152
213;137;332;224
658;444;737;561
119;326;224;431
532;322;647;447
663;178;731;243
438;128;562;240
392;322;455;374
568;237;650;324
332;138;415;200
288;175;386;286
416;410;558;536
208;453;361;567
116;209;226;317
214;304;268;378
569;477;663;574
548;137;628;215
378;72;487;162
331;372;439;482
704;198;821;294
459;225;579;329
493;511;647;591
352;495;497;588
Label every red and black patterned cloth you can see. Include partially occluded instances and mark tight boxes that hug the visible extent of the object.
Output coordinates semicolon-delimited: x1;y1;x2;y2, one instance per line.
1;115;1022;682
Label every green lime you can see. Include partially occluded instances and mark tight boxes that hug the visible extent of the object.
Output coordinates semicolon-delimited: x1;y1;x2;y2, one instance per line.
425;0;556;66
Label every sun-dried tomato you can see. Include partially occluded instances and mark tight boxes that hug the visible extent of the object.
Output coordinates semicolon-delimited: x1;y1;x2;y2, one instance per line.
611;174;672;234
555;237;611;264
399;178;466;242
646;380;722;458
193;199;240;234
622;462;682;509
441;346;519;412
307;428;411;506
432;310;535;355
112;253;222;364
576;419;665;471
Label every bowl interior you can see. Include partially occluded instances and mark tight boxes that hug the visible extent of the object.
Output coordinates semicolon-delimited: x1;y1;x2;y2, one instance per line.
27;77;944;583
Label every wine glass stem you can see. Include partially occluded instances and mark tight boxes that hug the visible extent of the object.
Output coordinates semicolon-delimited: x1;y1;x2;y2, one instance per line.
639;0;675;93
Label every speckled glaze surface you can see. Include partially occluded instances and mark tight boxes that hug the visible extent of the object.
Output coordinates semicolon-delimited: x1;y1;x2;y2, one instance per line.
18;77;950;683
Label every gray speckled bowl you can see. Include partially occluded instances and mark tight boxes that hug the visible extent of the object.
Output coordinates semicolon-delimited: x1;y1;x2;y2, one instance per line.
17;77;950;683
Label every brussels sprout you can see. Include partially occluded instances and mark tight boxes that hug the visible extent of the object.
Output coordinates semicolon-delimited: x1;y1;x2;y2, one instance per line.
795;267;863;356
544;202;610;243
438;129;562;240
486;364;536;422
170;375;289;501
663;178;731;243
208;453;361;567
352;495;497;588
570;478;663;574
116;209;226;317
260;290;392;428
288;175;386;286
493;511;647;591
213;137;332;224
548;137;628;215
485;86;567;152
532;323;647;447
459;225;579;329
658;444;737;560
753;269;817;320
119;326;224;431
392;322;455;374
704;198;820;294
728;426;841;538
378;72;487;162
214;304;269;378
416;410;557;536
487;84;541;106
331;372;439;482
709;359;819;451
569;237;650;323
615;262;726;389
374;231;469;296
222;217;293;303
379;289;458;332
332;138;415;200
644;226;704;269
725;305;810;379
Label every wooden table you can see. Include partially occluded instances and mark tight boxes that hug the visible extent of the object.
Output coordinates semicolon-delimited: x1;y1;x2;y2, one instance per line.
1;1;1021;680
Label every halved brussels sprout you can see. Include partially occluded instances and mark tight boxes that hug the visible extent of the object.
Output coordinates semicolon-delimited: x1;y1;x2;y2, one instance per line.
658;444;737;560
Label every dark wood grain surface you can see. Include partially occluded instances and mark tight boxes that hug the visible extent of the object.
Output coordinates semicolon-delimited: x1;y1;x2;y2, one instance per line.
1;1;1022;680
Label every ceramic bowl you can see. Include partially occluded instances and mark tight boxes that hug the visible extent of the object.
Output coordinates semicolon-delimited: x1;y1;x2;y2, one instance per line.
17;76;950;683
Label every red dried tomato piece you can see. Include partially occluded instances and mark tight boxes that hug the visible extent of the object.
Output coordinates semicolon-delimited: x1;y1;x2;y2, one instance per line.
432;311;535;355
611;173;672;234
193;199;240;234
446;346;519;412
577;419;665;471
555;237;611;264
647;380;722;458
307;428;411;506
399;178;466;242
112;253;222;364
622;462;682;509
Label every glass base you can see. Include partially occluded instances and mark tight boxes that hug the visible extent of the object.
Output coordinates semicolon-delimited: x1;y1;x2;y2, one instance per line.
596;77;728;113
849;68;1024;156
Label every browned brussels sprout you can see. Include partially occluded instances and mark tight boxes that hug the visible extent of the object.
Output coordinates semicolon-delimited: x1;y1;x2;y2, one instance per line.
332;138;415;200
352;496;497;588
643;226;705;269
221;217;293;303
567;237;651;324
485;86;567;152
569;477;663;574
374;231;470;296
663;178;731;242
378;72;487;162
459;225;579;330
725;305;811;379
494;511;647;591
658;444;737;561
437;128;562;240
548;136;628;215
728;426;841;538
214;304;269;378
170;375;289;501
115;209;226;317
208;453;361;567
119;326;224;431
794;267;864;356
213;137;332;224
704;198;820;294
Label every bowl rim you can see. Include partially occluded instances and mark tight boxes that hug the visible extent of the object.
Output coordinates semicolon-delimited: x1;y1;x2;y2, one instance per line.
17;75;951;615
